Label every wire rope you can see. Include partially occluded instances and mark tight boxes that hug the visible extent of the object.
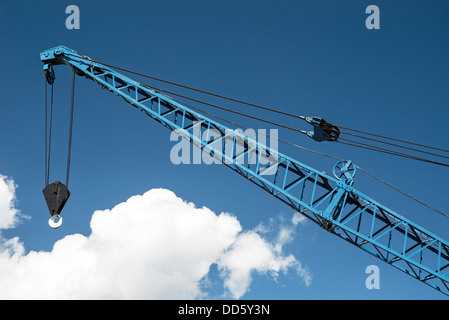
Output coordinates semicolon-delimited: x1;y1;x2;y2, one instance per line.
166;93;448;218
44;77;48;186
140;82;449;168
66;69;76;187
63;53;449;219
45;81;55;186
70;52;449;160
338;139;449;168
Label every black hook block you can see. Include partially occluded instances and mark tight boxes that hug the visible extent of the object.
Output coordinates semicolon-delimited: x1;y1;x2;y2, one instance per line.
42;181;71;217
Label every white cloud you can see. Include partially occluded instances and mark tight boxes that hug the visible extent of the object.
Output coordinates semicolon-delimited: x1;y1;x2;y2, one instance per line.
218;231;297;299
0;174;22;230
0;175;311;299
217;213;312;299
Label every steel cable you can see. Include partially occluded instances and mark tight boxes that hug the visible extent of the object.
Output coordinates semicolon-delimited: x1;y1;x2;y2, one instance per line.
67;53;449;168
338;139;449;168
44;77;48;186
166;93;448;218
45;81;55;186
140;82;449;168
66;70;76;187
73;53;449;159
89;56;449;153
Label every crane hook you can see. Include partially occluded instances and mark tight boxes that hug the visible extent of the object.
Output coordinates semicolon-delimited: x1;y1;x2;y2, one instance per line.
42;181;70;229
49;214;63;229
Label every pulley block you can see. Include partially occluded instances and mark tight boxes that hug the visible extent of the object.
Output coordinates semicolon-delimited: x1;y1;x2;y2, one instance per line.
42;181;70;229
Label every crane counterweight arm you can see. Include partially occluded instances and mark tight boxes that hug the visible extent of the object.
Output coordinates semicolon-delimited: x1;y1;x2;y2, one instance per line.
41;45;449;296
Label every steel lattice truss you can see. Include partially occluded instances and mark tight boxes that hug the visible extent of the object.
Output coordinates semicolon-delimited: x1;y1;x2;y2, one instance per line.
41;45;449;296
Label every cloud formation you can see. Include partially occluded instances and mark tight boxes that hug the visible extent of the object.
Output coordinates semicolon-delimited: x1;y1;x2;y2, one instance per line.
0;174;22;230
0;174;311;299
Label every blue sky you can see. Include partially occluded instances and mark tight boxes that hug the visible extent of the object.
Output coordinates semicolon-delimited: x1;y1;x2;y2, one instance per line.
0;0;449;299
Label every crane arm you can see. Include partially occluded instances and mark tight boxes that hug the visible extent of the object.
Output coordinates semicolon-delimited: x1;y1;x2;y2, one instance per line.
41;45;449;296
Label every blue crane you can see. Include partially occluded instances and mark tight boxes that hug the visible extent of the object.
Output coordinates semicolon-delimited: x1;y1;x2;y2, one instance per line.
40;45;449;296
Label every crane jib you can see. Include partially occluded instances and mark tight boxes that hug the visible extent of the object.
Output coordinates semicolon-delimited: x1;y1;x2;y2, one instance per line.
40;45;449;296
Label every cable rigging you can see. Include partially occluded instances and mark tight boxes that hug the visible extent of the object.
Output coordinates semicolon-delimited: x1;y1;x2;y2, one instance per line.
139;81;449;168
79;54;449;152
162;90;448;219
76;54;449;167
40;46;449;296
42;67;76;229
61;52;449;215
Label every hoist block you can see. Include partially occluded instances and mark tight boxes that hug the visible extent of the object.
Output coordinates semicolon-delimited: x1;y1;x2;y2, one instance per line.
42;181;70;218
305;117;340;142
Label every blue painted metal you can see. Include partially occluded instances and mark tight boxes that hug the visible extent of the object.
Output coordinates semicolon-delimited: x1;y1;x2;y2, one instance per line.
41;45;449;296
333;160;356;181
